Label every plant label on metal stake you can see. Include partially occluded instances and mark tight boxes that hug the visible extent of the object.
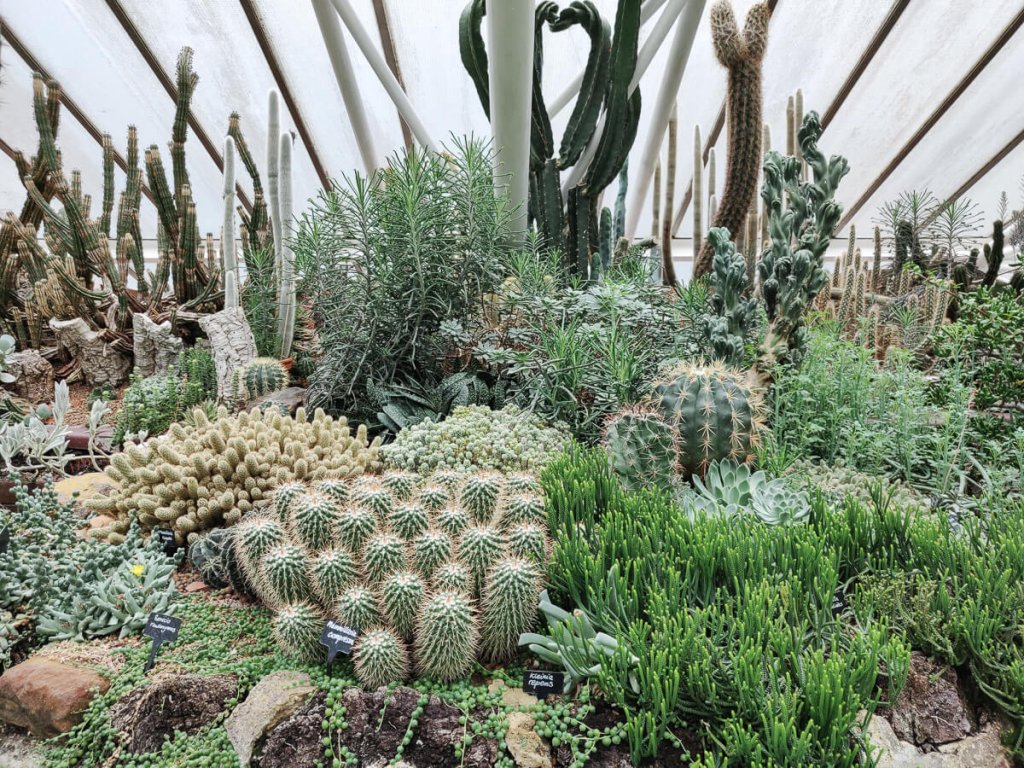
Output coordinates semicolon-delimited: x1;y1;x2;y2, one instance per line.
523;670;564;699
154;528;178;556
0;524;9;555
143;613;181;674
320;621;357;675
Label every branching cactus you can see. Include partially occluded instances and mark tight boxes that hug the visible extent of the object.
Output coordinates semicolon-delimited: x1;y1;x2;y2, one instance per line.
354;627;409;689
704;227;758;366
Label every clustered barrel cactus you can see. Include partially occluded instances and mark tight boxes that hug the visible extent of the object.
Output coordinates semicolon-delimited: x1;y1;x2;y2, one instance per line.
603;360;764;485
86;406;381;545
234;469;548;687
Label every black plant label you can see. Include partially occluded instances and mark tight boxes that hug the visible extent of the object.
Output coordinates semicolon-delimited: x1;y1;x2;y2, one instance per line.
523;670;564;698
154;528;178;556
320;621;357;674
143;613;182;673
0;524;9;555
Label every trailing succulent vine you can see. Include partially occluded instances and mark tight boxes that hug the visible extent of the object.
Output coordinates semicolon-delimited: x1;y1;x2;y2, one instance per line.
460;0;641;279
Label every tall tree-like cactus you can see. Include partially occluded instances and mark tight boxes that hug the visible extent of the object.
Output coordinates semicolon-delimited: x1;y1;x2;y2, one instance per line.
461;0;641;280
693;0;769;279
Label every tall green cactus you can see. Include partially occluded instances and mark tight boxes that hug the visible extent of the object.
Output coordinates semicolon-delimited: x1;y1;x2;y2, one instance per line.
460;0;641;281
693;1;769;279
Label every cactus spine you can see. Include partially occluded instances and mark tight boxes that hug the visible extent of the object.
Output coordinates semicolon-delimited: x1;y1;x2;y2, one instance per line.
694;1;769;279
310;547;359;602
480;557;540;662
354;628;409;689
336;585;381;630
240;356;289;399
273;602;324;661
380;571;426;640
415;591;478;682
602;405;679;491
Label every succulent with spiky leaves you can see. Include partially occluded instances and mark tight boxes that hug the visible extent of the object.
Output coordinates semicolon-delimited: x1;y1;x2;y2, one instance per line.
411;529;452;580
650;360;763;477
273;602;323;662
272;481;306;521
261;544;311;604
362;533;407;583
354;627;409;689
380;571;426;640
314;479;349;506
416;484;450;511
436;506;471;538
497;493;547;529
382;471;419;500
480;557;541;662
602;405;679;491
389;502;429;541
335;585;381;630
460;472;504;523
415;591;478;682
235;515;286;580
432;561;472;594
290;492;342;551
458;525;505;595
350;480;395;520
310;547;359;603
507;524;549;563
338;506;378;551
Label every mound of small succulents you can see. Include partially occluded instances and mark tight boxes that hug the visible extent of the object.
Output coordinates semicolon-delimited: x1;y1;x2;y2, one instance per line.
381;404;567;474
86;406;382;545
233;469;548;688
0;482;180;667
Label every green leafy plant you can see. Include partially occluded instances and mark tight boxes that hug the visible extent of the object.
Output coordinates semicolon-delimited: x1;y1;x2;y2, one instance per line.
368;371;494;435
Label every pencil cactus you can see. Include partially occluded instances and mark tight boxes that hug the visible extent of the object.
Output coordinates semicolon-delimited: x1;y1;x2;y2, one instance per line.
354;627;409;689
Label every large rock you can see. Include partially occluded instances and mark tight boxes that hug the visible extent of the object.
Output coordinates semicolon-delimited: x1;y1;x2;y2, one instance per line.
110;673;237;754
255;692;326;768
198;308;257;400
887;652;972;748
133;314;183;377
226;670;316;767
0;657;110;737
507;712;551;768
1;351;53;404
868;713;1010;768
54;472;119;514
49;318;131;388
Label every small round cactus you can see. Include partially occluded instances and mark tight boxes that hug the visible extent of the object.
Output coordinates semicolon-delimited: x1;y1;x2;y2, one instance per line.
415;591;478;682
430;470;465;493
350;480;395;521
416;483;450;511
432;561;472;594
411;529;452;580
335;585;381;630
603;405;679;491
235;515;287;580
506;523;549;562
310;547;359;603
290;492;342;551
457;525;505;595
354;627;409;689
261;544;312;604
272;481;306;522
241;357;289;399
460;472;504;523
480;557;541;662
362;533;407;583
273;602;323;662
380;571;426;640
381;471;419;500
338;506;378;551
497;493;547;529
436;506;471;538
503;474;541;494
313;479;349;506
389;502;429;541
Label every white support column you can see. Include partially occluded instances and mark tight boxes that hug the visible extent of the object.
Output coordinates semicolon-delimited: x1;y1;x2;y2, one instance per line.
326;0;439;153
485;0;535;241
311;0;378;173
624;0;706;239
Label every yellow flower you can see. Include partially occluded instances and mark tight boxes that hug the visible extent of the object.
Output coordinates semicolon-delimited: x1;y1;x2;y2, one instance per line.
131;564;145;577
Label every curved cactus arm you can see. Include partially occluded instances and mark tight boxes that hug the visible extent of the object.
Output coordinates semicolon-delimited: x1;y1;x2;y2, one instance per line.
459;0;491;119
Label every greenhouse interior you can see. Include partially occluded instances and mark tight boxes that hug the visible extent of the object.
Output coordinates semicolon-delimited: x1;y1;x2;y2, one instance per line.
0;0;1023;766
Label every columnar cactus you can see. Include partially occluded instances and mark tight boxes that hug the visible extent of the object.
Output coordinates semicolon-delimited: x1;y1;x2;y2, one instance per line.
704;227;758;366
458;525;505;591
415;591;478;682
240;357;289;399
354;628;409;689
480;557;541;662
693;1;770;278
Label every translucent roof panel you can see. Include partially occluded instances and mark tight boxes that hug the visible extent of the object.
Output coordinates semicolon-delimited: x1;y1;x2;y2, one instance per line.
2;0;1022;246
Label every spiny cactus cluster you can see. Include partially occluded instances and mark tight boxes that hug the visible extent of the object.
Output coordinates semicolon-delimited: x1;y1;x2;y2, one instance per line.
381;405;567;474
86;406;381;545
603;360;764;486
234;469;549;687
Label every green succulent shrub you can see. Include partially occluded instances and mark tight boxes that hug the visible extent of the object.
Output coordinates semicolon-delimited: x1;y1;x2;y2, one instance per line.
233;469;547;686
368;371;495;435
113;374;185;445
381;404;567;474
179;346;217;404
675;458;810;525
0;480;181;668
297;138;513;423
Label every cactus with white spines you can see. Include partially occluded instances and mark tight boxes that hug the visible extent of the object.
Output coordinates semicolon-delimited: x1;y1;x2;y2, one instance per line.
362;533;407;583
415;591;478;682
336;585;381;630
457;525;505;595
314;479;349;506
431;470;465;493
261;543;311;604
354;627;409;689
338;506;377;551
310;547;359;603
290;492;341;550
389;501;429;541
235;515;287;580
273;602;324;661
380;571;426;640
480;557;541;662
432;562;472;594
350;480;395;520
411;530;452;580
503;474;542;495
416;483;450;511
460;472;504;523
273;481;306;521
497;493;546;529
382;471;419;500
436;506;471;538
507;523;549;563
